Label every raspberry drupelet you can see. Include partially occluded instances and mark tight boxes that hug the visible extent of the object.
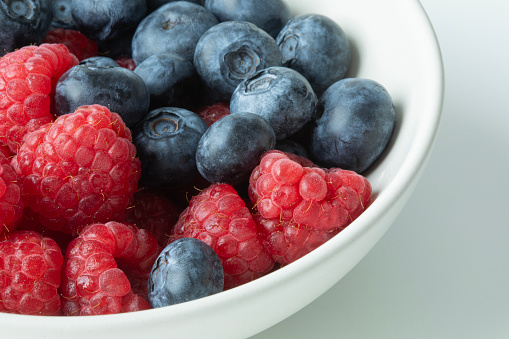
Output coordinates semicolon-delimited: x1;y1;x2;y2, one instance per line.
170;183;274;290
249;150;372;265
0;44;78;154
44;28;98;61
0;151;22;235
0;231;64;315
60;221;161;316
12;104;141;235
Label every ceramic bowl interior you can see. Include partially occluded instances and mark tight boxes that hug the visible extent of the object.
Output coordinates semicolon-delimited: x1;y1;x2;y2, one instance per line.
0;0;443;338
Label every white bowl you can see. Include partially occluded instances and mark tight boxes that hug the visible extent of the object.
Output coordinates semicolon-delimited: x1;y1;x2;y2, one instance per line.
0;0;443;338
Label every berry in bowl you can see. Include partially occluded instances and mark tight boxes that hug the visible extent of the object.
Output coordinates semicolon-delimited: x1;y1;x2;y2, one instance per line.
0;0;443;338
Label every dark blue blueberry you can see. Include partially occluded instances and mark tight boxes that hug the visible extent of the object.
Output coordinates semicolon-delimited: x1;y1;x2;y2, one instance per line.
196;112;276;185
194;21;282;102
50;0;75;29
134;53;203;111
148;238;224;308
276;139;309;159
133;107;208;189
79;56;120;68
95;27;136;59
54;64;150;128
71;0;147;41
132;2;218;65
204;0;291;38
0;0;53;54
276;14;351;96
230;66;317;140
147;0;202;14
309;78;396;173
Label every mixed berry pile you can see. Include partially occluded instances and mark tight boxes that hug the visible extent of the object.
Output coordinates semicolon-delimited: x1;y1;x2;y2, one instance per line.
0;0;395;316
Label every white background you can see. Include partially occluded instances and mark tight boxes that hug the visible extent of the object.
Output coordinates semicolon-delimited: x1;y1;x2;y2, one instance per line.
251;0;509;338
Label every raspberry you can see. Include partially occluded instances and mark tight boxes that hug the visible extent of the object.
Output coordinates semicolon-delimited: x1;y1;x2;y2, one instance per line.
12;104;141;235
195;102;230;126
0;151;22;234
125;188;182;246
170;183;274;290
115;57;137;71
249;150;372;265
0;44;78;154
60;221;161;316
44;28;98;61
0;230;64;315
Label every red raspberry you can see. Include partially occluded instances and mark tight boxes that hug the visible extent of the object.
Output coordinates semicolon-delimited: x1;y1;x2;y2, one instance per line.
60;221;161;316
0;231;63;315
115;57;136;71
0;152;23;235
195;102;230;126
12;104;141;235
249;150;372;265
125;188;182;246
44;28;98;61
0;44;78;154
0;143;11;158
170;183;274;290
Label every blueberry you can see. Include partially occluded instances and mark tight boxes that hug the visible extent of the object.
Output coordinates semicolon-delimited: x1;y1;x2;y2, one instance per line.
71;0;147;41
133;107;208;189
0;0;53;54
134;53;202;110
79;56;120;68
204;0;291;38
196;112;276;185
148;238;224;308
276;14;351;96
54;64;150;128
50;0;75;29
276;139;309;159
95;27;136;59
132;2;218;65
147;0;202;14
230;66;317;140
194;21;282;102
309;78;396;173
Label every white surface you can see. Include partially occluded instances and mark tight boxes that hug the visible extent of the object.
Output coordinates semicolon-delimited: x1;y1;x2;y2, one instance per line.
251;0;509;338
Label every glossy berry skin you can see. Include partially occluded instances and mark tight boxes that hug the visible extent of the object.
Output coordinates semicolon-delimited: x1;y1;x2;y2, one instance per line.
148;238;223;308
0;44;78;154
0;231;63;315
134;53;201;110
170;183;274;289
310;78;396;173
12;104;141;235
204;0;291;38
196;112;276;186
132;2;218;65
230;66;317;140
61;221;160;316
194;21;282;102
54;64;150;129
0;0;53;54
0;152;23;235
133;107;208;189
276;14;351;96
71;0;147;41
